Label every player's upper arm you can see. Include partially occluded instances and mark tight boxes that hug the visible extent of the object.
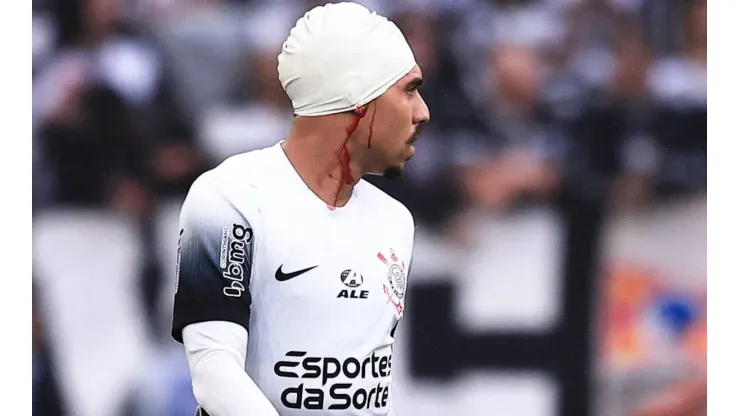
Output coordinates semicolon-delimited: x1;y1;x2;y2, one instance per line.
171;174;256;343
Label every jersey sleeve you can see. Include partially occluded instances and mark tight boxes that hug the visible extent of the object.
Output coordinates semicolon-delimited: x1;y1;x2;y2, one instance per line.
171;175;256;343
404;207;416;276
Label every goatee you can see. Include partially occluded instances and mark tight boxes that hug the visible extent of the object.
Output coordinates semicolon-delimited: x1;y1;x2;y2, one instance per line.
382;166;403;179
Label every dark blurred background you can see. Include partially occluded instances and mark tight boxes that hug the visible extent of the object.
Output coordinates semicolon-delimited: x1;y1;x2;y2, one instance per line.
32;0;706;415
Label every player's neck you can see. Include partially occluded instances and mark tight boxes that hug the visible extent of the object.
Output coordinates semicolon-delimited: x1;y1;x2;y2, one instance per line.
282;123;369;208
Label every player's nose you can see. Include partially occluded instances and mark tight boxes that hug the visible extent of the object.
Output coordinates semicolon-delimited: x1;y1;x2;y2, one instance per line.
412;95;430;125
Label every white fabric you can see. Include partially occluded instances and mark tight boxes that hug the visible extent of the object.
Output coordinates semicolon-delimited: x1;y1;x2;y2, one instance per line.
183;322;279;416
277;2;417;116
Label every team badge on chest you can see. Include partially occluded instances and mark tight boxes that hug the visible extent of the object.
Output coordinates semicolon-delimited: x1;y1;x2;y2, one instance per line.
377;249;407;315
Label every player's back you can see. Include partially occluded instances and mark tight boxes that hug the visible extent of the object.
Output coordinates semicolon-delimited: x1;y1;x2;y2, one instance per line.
195;142;415;415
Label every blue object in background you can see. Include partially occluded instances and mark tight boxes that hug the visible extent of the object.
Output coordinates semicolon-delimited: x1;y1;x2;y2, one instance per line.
657;294;698;339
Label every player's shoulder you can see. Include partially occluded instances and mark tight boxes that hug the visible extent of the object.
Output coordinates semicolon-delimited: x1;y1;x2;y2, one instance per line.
205;145;282;186
190;144;284;193
357;179;415;230
184;144;283;214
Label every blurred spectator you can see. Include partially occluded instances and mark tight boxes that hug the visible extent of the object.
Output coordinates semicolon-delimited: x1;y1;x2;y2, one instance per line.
455;43;564;214
33;0;204;215
648;0;706;107
574;17;657;211
197;3;298;162
146;0;251;119
644;0;706;197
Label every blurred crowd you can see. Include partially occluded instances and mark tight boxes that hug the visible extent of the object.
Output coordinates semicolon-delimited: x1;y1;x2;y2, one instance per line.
32;0;706;415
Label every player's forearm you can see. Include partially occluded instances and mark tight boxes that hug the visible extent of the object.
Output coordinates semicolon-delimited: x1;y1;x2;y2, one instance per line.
189;350;278;416
183;322;279;416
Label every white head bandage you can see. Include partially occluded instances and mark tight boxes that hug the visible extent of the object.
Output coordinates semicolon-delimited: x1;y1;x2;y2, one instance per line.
278;2;417;117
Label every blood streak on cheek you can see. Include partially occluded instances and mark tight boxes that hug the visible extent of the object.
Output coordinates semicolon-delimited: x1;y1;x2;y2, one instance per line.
323;103;377;208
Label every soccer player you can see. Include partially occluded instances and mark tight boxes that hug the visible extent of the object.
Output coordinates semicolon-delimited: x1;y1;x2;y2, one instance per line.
170;2;429;415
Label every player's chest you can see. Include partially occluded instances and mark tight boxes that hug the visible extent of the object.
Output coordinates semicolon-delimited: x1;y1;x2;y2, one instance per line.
255;211;409;318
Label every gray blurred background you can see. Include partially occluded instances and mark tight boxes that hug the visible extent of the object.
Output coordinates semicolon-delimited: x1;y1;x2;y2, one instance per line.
31;0;706;415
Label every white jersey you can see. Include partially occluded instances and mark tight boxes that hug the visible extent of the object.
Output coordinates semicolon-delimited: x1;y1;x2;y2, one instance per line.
172;142;415;415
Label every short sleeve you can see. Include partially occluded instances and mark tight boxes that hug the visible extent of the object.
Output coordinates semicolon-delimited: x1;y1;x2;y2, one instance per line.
171;175;255;343
402;206;416;278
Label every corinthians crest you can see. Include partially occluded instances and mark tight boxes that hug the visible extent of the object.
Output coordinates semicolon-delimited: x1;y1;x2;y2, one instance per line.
377;248;407;315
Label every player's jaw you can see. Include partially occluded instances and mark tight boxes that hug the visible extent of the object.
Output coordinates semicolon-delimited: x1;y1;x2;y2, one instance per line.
379;127;421;179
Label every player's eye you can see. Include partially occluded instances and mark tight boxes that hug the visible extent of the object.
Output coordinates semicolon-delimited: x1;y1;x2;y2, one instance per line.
405;79;423;95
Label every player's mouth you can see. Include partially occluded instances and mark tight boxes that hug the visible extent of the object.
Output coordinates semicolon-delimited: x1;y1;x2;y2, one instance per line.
407;127;422;145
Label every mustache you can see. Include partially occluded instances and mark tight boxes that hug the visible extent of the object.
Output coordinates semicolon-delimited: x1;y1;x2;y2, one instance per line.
407;125;423;144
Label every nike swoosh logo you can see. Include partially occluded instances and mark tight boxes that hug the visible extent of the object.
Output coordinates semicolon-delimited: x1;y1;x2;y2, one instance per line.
275;265;318;282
